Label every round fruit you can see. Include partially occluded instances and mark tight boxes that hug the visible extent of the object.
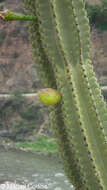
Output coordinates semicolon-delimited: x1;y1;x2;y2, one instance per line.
37;88;62;106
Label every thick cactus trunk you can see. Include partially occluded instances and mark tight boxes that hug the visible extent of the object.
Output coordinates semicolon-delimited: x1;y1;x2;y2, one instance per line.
24;0;107;189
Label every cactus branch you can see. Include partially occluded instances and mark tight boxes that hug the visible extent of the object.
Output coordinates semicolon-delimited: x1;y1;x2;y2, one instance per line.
0;10;36;21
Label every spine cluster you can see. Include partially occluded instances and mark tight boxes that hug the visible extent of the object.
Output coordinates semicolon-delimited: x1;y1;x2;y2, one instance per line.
24;0;107;189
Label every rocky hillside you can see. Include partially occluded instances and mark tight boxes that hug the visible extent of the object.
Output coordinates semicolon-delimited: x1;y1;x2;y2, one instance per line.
0;0;43;93
0;0;107;93
91;28;107;84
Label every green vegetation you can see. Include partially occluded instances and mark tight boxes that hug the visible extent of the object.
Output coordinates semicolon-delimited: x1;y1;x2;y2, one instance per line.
0;4;3;10
100;81;107;87
0;0;6;2
9;26;21;37
0;30;6;46
12;51;20;58
9;90;26;110
0;10;36;21
86;0;107;30
6;38;12;46
0;90;48;141
15;136;58;155
21;26;29;41
102;89;107;101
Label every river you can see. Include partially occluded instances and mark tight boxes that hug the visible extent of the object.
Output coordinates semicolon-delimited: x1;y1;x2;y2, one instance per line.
0;147;74;190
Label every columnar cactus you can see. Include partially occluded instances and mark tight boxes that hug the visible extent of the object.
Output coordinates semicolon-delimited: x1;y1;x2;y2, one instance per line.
24;0;107;189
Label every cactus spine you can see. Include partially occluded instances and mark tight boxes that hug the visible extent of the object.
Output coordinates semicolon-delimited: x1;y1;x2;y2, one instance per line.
24;0;107;189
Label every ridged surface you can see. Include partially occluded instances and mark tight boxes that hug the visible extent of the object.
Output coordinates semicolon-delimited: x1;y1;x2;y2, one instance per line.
34;0;83;187
51;0;107;188
24;0;107;189
85;62;107;136
24;0;56;88
71;0;90;63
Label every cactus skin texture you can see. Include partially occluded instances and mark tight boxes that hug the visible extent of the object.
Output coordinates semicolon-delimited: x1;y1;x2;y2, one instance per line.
24;0;107;189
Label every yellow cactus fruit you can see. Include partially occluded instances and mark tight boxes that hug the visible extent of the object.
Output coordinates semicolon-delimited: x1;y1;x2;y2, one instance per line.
37;88;62;106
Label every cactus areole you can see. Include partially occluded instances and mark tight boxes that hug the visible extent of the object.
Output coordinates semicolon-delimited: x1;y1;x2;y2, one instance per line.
24;0;107;189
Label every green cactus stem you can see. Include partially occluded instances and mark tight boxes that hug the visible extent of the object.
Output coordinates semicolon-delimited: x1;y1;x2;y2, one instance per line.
0;9;36;21
24;0;107;189
5;0;107;189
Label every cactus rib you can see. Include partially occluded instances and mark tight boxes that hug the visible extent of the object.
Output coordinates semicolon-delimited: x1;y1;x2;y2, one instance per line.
24;0;107;189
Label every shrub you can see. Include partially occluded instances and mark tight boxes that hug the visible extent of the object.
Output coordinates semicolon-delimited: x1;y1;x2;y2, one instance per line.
0;0;6;2
86;1;107;30
19;103;43;121
9;26;21;37
0;30;6;46
0;4;4;10
12;51;20;58
102;89;107;101
6;38;12;46
10;90;26;110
